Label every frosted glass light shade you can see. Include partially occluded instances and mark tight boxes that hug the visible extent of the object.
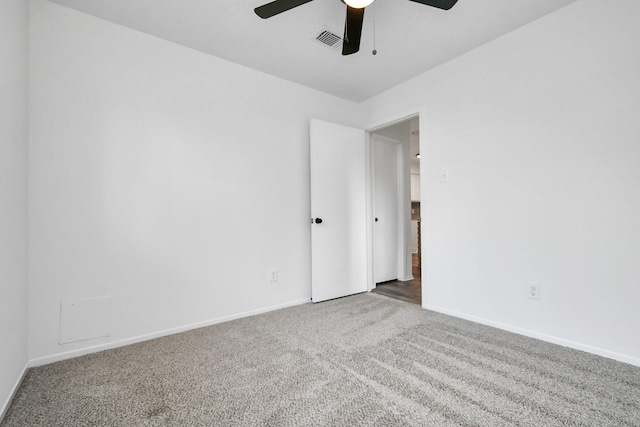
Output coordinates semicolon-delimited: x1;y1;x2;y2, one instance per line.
344;0;375;9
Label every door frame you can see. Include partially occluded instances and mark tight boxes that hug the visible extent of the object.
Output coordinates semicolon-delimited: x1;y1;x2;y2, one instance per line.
364;110;423;298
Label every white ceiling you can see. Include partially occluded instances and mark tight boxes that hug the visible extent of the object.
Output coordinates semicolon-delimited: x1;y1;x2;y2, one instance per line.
46;0;578;102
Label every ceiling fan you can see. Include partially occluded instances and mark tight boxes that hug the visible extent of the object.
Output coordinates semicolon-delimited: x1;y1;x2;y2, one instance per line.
254;0;459;56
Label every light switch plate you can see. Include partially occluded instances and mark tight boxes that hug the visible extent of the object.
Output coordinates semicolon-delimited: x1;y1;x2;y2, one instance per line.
440;168;449;183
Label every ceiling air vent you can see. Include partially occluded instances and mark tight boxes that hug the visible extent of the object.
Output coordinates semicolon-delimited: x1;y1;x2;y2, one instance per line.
315;30;342;50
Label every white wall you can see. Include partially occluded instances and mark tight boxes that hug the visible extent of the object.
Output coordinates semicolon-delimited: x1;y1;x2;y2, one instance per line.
23;0;640;369
362;0;640;365
29;0;360;362
0;0;30;417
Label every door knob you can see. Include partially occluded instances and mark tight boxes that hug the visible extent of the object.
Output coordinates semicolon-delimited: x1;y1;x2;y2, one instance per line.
375;218;379;222
314;218;323;224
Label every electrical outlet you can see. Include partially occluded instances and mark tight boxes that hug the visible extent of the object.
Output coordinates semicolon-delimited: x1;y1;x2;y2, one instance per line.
269;268;278;283
528;283;540;300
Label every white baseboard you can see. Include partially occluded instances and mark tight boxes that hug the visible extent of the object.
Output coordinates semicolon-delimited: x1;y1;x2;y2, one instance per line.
0;361;29;424
424;304;640;368
29;298;310;367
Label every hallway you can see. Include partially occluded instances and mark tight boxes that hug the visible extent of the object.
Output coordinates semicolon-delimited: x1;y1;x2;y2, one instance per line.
372;254;421;304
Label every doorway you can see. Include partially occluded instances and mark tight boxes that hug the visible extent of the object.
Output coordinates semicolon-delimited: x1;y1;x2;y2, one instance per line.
308;116;421;304
369;116;421;305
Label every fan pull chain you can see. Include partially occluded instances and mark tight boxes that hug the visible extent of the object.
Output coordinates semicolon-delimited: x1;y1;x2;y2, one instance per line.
372;18;377;55
372;4;377;55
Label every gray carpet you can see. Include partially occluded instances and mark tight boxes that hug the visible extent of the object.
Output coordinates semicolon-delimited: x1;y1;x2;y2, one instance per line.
3;293;640;426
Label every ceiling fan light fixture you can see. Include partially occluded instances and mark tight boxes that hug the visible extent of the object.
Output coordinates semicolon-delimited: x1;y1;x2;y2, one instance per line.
255;0;458;56
344;0;375;9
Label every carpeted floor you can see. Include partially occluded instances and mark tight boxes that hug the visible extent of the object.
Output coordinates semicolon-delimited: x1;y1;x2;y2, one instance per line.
3;293;639;426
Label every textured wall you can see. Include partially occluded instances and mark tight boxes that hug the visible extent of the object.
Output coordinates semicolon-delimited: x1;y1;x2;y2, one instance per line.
361;0;640;365
29;0;360;363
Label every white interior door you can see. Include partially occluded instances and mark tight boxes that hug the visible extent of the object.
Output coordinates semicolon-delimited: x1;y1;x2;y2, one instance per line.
310;119;367;303
373;136;400;283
